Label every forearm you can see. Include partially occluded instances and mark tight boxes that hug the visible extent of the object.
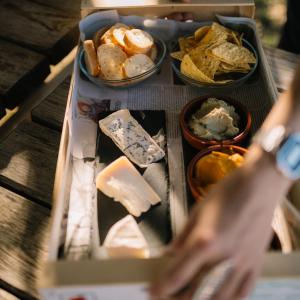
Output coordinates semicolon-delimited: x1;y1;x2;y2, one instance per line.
262;62;300;132
244;145;292;207
243;61;300;202
243;67;300;207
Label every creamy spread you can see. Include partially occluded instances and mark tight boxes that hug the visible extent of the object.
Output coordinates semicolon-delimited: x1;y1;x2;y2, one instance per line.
188;98;240;140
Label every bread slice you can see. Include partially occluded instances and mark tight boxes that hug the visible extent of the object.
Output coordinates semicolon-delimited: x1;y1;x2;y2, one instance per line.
124;53;155;78
112;27;128;48
93;29;103;49
100;23;129;45
148;44;158;61
99;28;115;45
83;40;100;76
97;44;127;80
124;29;154;54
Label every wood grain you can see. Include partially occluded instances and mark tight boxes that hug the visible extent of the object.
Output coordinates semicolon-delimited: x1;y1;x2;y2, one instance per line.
81;0;255;19
0;0;80;64
264;46;299;91
31;77;70;131
0;187;50;299
0;39;50;109
0;101;5;119
0;121;60;206
0;288;21;300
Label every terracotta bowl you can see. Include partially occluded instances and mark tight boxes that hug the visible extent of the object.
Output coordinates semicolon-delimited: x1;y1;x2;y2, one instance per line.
180;95;252;150
187;145;248;202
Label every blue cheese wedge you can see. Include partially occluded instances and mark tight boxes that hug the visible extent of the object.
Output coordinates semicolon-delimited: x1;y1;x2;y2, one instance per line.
103;215;150;258
99;109;165;168
96;156;161;217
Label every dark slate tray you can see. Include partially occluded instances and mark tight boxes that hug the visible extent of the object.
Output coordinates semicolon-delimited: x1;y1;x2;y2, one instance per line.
96;110;171;249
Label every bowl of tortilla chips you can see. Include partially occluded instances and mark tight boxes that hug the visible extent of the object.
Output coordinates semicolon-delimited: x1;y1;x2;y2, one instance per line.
170;22;258;90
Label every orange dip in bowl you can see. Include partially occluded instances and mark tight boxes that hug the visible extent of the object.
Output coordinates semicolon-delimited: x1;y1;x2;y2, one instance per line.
187;145;247;201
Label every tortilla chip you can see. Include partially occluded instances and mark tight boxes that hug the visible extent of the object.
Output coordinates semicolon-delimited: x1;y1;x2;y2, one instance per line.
189;45;220;79
220;62;250;69
214;79;234;84
179;36;197;53
199;22;229;46
180;54;215;83
194;26;210;41
170;51;185;61
218;62;251;72
239;33;244;45
211;42;256;65
228;31;242;46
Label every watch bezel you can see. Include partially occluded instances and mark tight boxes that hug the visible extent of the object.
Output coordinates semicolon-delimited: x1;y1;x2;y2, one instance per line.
276;133;300;180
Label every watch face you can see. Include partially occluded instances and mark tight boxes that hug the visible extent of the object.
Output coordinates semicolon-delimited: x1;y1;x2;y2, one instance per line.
276;133;300;180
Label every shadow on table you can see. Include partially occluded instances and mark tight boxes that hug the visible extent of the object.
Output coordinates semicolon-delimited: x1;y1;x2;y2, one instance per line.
0;121;58;300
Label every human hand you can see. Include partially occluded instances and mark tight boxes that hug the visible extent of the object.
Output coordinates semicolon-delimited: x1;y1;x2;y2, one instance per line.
164;0;193;21
150;147;290;300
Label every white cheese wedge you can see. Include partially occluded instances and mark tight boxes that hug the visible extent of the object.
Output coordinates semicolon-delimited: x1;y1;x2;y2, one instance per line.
96;156;161;217
104;215;150;258
99;109;165;168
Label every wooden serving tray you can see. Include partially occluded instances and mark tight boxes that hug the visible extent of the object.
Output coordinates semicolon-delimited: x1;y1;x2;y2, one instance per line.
39;2;300;300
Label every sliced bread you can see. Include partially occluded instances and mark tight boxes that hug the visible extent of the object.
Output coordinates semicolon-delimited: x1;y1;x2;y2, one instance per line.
100;23;129;46
124;29;154;54
124;53;155;78
97;44;127;80
83;40;100;76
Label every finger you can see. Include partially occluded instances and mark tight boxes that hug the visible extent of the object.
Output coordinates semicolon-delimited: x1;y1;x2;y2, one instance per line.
150;243;212;298
170;216;198;252
171;203;204;251
175;282;199;300
212;267;246;300
182;12;194;21
236;270;257;299
174;266;212;300
165;12;184;21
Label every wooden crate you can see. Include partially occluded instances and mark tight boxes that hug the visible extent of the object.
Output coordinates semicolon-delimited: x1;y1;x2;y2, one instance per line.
39;1;300;299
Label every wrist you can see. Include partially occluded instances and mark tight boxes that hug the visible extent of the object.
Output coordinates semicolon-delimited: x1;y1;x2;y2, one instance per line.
244;144;293;202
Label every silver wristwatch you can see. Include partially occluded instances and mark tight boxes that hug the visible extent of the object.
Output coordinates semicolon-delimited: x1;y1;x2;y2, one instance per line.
253;125;300;180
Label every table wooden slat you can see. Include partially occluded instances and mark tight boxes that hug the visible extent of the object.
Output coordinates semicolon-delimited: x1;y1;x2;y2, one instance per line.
0;101;5;119
31;77;70;131
0;39;50;110
0;289;21;300
0;121;60;206
0;187;50;300
264;46;299;91
0;0;80;64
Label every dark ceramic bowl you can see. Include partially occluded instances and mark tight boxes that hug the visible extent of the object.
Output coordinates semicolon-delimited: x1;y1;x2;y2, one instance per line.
79;27;166;88
180;95;252;150
187;145;248;202
170;38;258;92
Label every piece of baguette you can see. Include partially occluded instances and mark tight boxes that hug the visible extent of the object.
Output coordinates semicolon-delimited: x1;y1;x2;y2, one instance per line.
124;53;155;78
93;30;104;49
112;27;128;48
83;40;100;76
148;44;158;61
97;44;127;80
124;29;154;54
100;23;129;45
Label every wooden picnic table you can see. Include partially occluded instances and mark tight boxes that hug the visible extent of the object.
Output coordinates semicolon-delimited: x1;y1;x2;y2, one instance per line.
0;28;299;300
0;0;80;115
